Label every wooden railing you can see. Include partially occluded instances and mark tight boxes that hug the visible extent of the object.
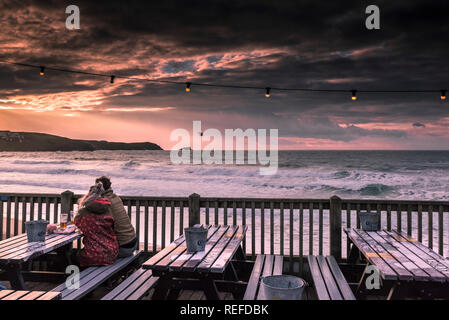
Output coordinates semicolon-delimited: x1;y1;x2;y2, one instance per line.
1;192;448;272
0;193;62;239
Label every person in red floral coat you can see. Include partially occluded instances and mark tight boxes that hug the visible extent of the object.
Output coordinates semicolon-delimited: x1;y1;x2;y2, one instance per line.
75;183;119;267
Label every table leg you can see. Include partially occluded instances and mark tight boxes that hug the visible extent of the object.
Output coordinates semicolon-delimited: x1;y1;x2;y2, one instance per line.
386;282;404;300
53;243;73;268
347;243;360;264
355;264;369;299
201;277;221;300
5;264;26;290
166;280;182;300
228;245;246;282
64;243;73;266
224;262;238;281
152;274;173;300
223;264;244;299
234;245;246;261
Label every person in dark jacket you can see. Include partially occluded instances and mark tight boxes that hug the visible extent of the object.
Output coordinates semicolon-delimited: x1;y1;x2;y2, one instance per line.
95;176;137;257
75;183;119;267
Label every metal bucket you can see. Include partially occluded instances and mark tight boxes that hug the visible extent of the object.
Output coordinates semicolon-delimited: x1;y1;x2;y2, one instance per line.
259;275;305;300
25;220;48;242
184;226;207;253
359;211;380;231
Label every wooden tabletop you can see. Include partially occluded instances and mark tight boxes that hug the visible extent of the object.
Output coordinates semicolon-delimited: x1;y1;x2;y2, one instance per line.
0;231;82;265
0;290;61;300
143;225;247;274
345;228;449;282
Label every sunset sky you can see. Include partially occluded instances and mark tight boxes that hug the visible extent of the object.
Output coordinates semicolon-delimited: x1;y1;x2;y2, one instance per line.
0;0;448;150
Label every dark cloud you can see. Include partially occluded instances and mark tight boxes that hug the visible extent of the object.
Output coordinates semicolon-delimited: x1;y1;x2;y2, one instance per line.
0;0;448;147
413;122;426;128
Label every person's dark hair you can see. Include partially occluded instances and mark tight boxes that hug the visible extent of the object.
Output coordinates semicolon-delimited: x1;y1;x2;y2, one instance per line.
95;176;111;190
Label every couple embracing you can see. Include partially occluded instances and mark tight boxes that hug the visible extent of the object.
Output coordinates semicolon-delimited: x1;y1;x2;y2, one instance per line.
74;176;137;267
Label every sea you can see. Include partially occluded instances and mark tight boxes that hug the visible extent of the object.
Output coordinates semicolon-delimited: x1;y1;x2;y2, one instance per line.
1;150;448;257
0;150;448;200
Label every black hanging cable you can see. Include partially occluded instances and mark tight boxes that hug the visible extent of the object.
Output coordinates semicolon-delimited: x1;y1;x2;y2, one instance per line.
0;60;446;97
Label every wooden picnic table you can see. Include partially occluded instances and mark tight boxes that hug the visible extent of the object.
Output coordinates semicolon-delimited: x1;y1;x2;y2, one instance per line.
0;289;61;300
345;228;449;299
0;231;83;290
142;224;248;300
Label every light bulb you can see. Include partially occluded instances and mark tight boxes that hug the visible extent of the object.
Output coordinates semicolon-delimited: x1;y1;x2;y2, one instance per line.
265;87;271;98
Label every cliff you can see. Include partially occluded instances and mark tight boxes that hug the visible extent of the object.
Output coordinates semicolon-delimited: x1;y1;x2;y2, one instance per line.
0;131;163;151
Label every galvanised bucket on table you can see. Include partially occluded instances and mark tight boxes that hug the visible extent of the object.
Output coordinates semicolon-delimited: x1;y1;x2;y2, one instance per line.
259;275;306;300
25;219;48;242
359;211;380;231
184;226;207;253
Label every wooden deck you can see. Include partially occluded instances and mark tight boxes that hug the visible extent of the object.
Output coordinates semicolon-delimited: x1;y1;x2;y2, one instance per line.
1;281;233;300
1;275;319;300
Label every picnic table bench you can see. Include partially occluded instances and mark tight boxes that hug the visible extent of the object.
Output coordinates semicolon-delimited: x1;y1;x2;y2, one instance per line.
345;228;449;299
243;254;283;300
307;255;355;300
0;289;61;300
142;224;248;300
0;232;82;290
101;268;159;300
51;251;142;300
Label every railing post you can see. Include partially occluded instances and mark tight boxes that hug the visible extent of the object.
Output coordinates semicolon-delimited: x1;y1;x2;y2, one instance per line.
188;193;201;227
330;195;342;261
61;190;74;214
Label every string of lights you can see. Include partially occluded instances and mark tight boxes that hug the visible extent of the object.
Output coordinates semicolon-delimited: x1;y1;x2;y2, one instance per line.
0;60;447;100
